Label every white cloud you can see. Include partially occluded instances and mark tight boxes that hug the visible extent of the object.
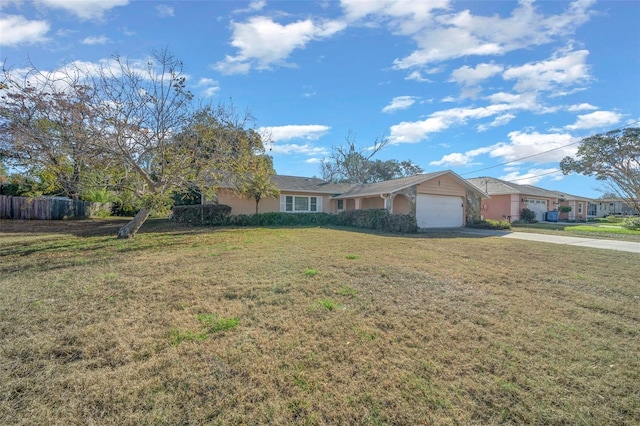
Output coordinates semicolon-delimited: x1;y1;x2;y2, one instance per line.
565;110;622;130
477;113;516;132
405;70;431;82
214;16;346;74
429;129;581;169
81;35;110;45
390;0;595;69
490;131;579;163
450;62;503;86
156;5;174;17
35;0;129;20
503;49;590;93
194;78;220;98
259;125;331;142
267;143;329;156
429;146;494;167
389;102;519;143
340;0;449;34
233;0;266;14
382;96;418;113
305;157;323;164
567;103;597;112
0;15;50;46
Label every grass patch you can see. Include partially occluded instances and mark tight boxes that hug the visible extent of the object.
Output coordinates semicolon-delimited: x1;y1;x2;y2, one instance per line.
303;268;318;276
512;221;640;241
313;298;342;311
335;286;358;297
197;313;240;333
345;254;360;259
1;218;639;424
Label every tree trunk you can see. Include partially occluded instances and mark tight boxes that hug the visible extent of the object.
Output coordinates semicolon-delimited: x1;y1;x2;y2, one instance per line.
117;208;151;239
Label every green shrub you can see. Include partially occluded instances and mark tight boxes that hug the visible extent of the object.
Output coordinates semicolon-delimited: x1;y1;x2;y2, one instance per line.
467;219;511;230
333;209;417;233
192;208;416;234
222;212;334;227
333;209;387;229
381;214;418;233
172;204;232;225
520;208;537;223
82;189;115;203
605;215;623;223
621;217;640;231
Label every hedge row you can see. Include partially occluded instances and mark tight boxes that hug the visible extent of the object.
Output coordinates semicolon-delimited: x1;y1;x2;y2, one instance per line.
172;204;232;225
467;219;512;230
171;205;418;233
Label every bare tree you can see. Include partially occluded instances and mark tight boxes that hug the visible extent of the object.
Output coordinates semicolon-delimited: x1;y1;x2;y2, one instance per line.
320;131;389;184
320;131;422;184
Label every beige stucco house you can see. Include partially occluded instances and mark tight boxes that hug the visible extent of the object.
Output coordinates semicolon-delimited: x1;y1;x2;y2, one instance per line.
215;170;488;228
468;177;591;222
588;198;640;218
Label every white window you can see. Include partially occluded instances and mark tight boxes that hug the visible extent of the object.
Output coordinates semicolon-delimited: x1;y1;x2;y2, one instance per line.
281;195;322;212
578;203;583;214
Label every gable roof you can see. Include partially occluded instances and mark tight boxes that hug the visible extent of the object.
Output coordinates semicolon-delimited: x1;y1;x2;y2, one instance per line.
271;175;352;194
468;177;561;198
332;170;489;199
550;190;592;202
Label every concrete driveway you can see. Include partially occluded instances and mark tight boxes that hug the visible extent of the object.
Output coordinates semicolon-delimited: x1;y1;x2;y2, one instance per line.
455;229;640;254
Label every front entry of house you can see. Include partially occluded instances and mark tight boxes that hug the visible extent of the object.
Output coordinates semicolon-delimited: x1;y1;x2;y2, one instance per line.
416;194;464;228
525;199;548;221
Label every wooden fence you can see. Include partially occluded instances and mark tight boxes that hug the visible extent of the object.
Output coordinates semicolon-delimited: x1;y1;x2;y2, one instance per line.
0;195;92;220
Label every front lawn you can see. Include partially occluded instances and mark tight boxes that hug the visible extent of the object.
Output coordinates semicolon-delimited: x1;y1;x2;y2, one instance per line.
1;219;638;424
512;221;640;241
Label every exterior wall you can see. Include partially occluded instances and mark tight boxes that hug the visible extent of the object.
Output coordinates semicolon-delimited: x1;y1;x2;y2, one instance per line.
559;200;588;221
416;175;466;197
215;189;263;215
215;189;334;214
593;199;639;217
392;194;410;214
480;194;514;221
360;197;384;209
480;194;561;221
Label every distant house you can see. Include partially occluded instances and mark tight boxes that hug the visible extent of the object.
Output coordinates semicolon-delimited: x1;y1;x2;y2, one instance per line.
588;198;640;217
467;177;591;222
553;191;591;221
214;170;489;229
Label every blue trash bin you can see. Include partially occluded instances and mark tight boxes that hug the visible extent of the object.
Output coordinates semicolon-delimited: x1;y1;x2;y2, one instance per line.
545;211;558;222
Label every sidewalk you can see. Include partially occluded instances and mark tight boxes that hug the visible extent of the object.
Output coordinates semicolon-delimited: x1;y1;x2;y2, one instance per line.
456;229;640;254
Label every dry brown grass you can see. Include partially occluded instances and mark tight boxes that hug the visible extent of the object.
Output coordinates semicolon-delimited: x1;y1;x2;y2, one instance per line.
1;219;639;425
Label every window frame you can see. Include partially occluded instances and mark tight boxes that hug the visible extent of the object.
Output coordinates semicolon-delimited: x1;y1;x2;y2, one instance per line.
283;195;320;213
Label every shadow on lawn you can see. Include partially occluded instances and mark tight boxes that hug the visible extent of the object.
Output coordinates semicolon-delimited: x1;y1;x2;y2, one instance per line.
0;218;211;238
1;218;499;240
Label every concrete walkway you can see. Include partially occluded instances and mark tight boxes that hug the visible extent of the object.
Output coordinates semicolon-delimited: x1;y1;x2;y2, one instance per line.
455;229;640;254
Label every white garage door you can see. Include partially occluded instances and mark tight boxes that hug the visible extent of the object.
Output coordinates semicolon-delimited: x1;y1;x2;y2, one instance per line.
525;199;547;221
416;194;464;228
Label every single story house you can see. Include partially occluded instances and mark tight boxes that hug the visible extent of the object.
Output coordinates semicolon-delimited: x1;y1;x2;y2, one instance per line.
588;198;640;217
214;170;489;229
467;177;590;222
553;191;591;221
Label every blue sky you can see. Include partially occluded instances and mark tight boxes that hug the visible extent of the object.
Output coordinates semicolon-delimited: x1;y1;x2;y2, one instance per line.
1;0;638;198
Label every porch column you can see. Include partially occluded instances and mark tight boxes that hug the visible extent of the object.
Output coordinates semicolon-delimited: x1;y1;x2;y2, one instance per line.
385;193;395;214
